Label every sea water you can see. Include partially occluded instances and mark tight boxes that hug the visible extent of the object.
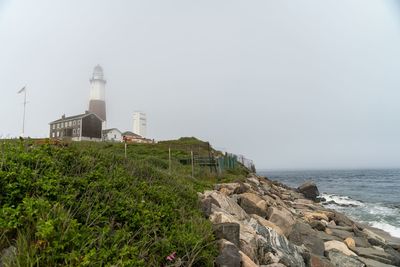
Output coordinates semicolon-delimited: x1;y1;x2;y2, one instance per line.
258;169;400;238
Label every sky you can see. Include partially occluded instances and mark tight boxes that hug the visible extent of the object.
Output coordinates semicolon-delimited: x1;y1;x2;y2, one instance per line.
1;0;400;169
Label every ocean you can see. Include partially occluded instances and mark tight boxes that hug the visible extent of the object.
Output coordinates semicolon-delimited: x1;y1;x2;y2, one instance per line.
258;169;400;238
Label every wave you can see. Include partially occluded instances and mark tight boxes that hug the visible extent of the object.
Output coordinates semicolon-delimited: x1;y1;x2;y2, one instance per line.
370;221;400;238
320;193;364;207
320;193;400;238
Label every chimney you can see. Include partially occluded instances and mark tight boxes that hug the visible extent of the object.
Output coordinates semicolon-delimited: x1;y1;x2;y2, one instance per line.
62;114;65;119
85;110;89;114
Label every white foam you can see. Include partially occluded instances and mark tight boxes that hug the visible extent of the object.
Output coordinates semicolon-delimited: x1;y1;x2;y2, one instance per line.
368;205;398;217
321;193;364;207
370;221;400;238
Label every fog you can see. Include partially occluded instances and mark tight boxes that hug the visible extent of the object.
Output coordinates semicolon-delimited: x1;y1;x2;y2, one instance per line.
1;0;400;169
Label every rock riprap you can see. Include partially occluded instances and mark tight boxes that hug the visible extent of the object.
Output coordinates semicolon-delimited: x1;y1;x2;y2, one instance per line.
198;174;400;267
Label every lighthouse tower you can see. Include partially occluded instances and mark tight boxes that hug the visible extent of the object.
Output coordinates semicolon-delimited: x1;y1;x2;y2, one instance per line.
88;65;107;128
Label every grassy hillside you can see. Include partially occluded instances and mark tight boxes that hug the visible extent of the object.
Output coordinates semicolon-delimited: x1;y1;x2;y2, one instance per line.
0;138;249;266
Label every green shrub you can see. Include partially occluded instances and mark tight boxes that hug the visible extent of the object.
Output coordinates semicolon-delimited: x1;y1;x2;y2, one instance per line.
0;139;247;266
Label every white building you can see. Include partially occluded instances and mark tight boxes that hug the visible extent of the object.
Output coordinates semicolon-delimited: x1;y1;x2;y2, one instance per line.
133;112;146;137
102;128;122;142
88;65;107;129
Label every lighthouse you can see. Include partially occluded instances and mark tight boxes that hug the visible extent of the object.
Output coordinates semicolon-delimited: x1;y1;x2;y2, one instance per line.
88;65;107;128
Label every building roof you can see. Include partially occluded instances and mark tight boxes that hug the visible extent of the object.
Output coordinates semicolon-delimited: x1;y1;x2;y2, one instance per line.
122;131;142;138
102;128;121;134
49;112;102;124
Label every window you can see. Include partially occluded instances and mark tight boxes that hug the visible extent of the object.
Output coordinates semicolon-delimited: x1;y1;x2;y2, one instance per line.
73;120;76;126
69;121;72;127
57;132;60;137
52;132;55;138
52;124;55;130
73;129;76;134
77;120;81;125
61;122;64;128
57;123;60;129
77;128;80;134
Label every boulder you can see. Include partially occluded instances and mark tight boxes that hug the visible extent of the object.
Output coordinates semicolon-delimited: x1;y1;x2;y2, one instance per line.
331;211;354;227
304;212;329;222
233;181;249;194
199;197;212;218
247;176;260;186
325;250;366;267
250;214;284;236
209;191;249;220
353;236;371;248
297;181;319;201
239;222;259;261
358;256;397;267
288;222;325;256
239;251;258;267
0;246;16;267
310;220;326;231
330;228;354;240
213;223;240;247
324;240;357;256
249;220;306;266
214;183;240;192
215;239;241;267
316;231;342;242
363;228;386;247
384;245;400;266
266;206;295;236
209;210;240;224
351;247;393;265
239;192;268;217
345;237;356;249
308;254;335;267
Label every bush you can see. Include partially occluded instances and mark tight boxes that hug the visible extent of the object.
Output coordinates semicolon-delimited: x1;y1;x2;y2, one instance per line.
0;139;246;266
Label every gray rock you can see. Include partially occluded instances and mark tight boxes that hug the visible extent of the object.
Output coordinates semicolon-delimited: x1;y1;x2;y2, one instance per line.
329;228;354;240
0;246;16;267
288;222;325;256
239;192;268;217
316;231;342;242
350;247;393;265
215;239;241;267
266;206;295;236
249;220;306;266
310;220;326;231
213;222;240;248
200;197;211;218
325;250;366;267
297;181;319;201
233;181;248;194
331;211;354;227
307;253;335;267
209;191;249;220
353;236;372;248
383;245;400;266
358;257;397;267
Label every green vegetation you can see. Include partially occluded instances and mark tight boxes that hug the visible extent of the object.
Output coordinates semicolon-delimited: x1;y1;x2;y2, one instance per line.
0;138;249;266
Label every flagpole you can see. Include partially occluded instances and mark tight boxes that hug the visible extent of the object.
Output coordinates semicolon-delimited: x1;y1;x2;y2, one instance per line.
22;89;26;137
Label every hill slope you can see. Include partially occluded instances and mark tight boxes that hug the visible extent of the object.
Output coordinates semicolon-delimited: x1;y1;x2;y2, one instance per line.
0;138;248;266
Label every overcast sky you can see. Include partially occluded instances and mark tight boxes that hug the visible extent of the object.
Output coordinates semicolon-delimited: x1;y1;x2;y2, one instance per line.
1;0;400;169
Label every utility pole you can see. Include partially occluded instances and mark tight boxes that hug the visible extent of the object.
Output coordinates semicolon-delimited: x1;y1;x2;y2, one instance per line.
17;86;27;137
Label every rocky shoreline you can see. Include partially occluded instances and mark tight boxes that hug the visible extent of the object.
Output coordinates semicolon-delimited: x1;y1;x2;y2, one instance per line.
198;174;400;267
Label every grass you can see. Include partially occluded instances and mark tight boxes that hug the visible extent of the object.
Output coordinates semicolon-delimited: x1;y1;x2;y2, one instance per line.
0;137;249;266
